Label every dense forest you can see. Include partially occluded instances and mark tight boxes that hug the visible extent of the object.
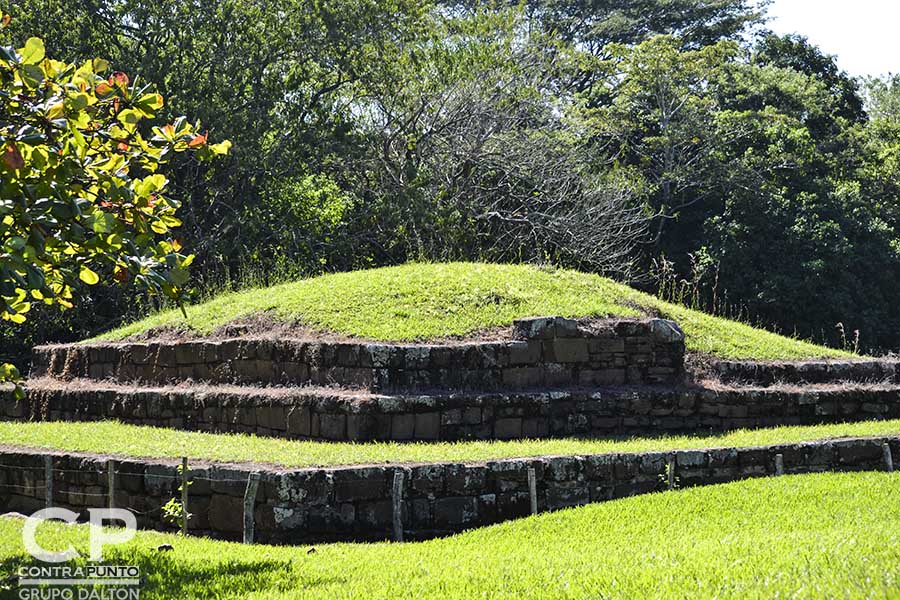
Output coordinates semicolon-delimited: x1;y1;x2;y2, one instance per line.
4;0;900;361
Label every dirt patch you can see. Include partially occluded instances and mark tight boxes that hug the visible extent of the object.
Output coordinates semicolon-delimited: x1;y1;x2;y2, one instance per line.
111;311;646;346
24;376;378;400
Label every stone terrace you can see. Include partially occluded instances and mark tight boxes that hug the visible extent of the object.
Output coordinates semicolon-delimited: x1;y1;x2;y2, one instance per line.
8;315;900;442
30;317;686;391
9;379;900;441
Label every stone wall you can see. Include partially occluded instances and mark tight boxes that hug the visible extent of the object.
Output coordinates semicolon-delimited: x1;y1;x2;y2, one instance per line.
30;317;685;392
1;436;895;544
7;381;900;441
710;358;900;386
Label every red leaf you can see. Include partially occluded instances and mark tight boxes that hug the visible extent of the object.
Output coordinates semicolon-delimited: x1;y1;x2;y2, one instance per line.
1;15;11;28
95;82;114;96
117;141;129;151
109;71;129;88
113;268;130;284
2;142;24;170
187;133;208;148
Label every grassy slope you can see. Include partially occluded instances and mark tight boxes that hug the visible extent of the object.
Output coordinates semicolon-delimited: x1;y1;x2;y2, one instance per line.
3;472;899;599
2;420;898;468
95;262;849;360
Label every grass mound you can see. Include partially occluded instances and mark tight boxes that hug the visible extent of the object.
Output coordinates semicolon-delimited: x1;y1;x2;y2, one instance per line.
2;419;897;468
4;472;899;599
97;262;848;360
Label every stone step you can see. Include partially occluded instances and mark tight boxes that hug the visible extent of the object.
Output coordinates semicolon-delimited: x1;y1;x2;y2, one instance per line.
29;317;685;392
709;358;900;386
5;378;900;442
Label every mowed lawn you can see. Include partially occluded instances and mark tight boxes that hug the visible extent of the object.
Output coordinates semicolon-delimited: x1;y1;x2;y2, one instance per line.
2;472;899;599
94;262;850;360
2;419;899;468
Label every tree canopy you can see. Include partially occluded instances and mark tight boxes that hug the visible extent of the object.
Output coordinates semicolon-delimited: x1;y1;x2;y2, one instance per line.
4;0;900;357
0;16;228;381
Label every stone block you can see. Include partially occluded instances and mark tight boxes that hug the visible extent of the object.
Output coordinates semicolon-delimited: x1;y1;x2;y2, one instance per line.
441;409;463;426
333;468;388;503
588;338;626;354
649;319;685;343
547;456;584;481
357;500;392;528
411;499;432;526
462;407;482;425
410;464;445;494
414;412;440;440
445;465;488;495
318;414;347;440
507;341;542;365
208;495;243;533
543;339;589;363
404;346;432;369
836;440;883;466
546;481;590;509
392;414;415;441
502;367;543;388
257;406;287;431
513;317;559;340
579;368;626;386
434;496;477;526
286;407;311;437
494;418;523;439
676;450;707;469
347;414;392;441
522;418;549;438
543;363;574;386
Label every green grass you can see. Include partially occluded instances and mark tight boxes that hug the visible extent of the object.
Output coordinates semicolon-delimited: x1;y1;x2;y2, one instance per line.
3;472;899;598
2;419;898;469
94;262;849;360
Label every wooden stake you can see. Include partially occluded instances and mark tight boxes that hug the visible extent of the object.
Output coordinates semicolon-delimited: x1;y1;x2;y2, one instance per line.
181;457;189;536
243;472;261;544
883;443;894;473
107;460;116;509
392;470;405;542
44;456;53;509
775;453;784;476
527;467;538;515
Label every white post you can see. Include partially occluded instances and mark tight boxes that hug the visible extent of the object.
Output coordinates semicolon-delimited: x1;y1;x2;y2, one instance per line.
392;471;405;542
883;443;894;473
527;467;538;515
44;456;53;509
667;455;676;490
243;472;261;544
181;457;189;536
107;460;116;509
775;453;784;476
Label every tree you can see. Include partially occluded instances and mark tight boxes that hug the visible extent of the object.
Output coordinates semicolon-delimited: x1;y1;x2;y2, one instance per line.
355;8;651;274
2;0;427;273
587;36;741;251
0;23;229;383
442;0;766;94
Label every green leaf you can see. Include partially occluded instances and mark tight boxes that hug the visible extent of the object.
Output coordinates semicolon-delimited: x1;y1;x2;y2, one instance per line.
79;266;100;285
0;362;20;382
5;236;25;252
92;212;118;234
19;37;45;64
20;64;45;88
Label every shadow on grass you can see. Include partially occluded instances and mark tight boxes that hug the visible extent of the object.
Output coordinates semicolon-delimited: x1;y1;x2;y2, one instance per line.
0;546;346;599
